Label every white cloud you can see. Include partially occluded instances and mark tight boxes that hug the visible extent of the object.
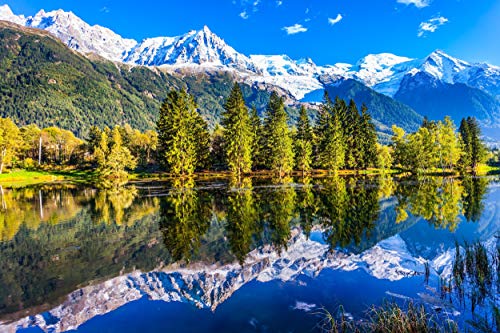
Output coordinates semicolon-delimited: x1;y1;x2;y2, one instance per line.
99;6;110;13
417;16;448;37
239;11;249;19
282;23;308;35
276;0;283;6
328;14;343;26
397;0;431;8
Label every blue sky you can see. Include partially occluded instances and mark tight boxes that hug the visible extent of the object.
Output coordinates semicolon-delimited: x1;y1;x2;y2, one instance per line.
5;0;500;65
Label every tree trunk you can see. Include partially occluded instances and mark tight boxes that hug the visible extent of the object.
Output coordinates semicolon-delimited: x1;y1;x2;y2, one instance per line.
0;148;6;174
0;185;6;210
38;136;42;165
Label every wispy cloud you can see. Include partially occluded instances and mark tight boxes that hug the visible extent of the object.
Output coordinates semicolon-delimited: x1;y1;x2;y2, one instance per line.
99;6;110;13
276;0;283;6
397;0;431;8
234;0;260;19
417;16;448;37
328;14;343;26
239;11;249;19
282;23;307;35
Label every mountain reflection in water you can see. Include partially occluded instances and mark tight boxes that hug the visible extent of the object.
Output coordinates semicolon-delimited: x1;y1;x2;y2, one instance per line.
0;175;497;332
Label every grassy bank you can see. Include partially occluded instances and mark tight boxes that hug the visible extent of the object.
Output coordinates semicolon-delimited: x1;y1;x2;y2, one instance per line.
0;169;93;188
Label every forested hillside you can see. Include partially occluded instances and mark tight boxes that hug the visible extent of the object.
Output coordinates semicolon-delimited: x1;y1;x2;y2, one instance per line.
0;21;273;137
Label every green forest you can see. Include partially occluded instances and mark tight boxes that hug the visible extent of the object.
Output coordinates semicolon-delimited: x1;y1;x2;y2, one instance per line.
0;83;493;181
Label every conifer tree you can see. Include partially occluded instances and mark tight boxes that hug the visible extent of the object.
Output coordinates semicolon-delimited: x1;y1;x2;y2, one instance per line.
157;89;206;176
458;118;472;169
359;104;378;169
459;117;486;171
249;105;262;170
316;93;346;173
344;99;361;169
221;83;253;177
313;92;333;168
192;111;211;170
262;92;294;176
294;105;313;175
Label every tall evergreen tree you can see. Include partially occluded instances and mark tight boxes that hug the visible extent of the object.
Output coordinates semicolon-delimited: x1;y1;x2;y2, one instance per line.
192;111;211;170
294;105;313;175
458;118;472;169
221;84;253;177
359;104;378;169
459;117;486;171
344;99;361;169
156;89;207;176
316;93;346;173
262;92;294;176
249;105;263;170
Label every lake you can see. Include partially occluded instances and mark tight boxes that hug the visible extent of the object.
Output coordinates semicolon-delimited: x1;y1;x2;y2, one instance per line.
0;175;498;332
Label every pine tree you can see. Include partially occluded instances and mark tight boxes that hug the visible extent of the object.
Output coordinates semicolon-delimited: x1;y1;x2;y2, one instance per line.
458;118;472;170
467;117;486;170
262;92;294;176
359;104;378;169
192;111;211;170
316;93;346;173
221;83;253;177
294;105;313;175
344;99;361;169
156;89;205;176
459;117;486;171
249;105;262;170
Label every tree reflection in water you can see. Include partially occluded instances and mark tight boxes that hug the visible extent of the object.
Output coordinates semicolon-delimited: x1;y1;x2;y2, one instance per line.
394;176;489;231
159;178;210;263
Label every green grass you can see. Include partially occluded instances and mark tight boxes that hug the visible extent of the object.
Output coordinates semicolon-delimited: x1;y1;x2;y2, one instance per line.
0;169;93;187
320;302;459;333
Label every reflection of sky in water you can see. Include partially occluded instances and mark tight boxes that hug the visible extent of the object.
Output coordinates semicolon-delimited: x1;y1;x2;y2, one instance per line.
1;176;498;333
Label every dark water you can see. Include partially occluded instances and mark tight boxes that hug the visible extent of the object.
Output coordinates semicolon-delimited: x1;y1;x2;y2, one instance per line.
0;176;498;332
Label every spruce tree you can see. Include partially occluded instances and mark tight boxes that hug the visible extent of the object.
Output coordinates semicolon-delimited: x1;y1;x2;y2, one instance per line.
467;117;486;170
262;92;294;176
294;105;313;175
157;89;204;176
316;93;346;173
192;111;210;170
249;105;262;170
359;104;378;169
344;99;361;169
221;83;253;177
459;117;486;171
314;92;333;168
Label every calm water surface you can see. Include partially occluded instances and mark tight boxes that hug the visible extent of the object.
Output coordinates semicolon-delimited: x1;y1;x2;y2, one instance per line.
0;176;498;332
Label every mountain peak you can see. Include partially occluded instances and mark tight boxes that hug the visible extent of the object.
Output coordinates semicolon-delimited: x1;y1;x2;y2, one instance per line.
0;4;26;25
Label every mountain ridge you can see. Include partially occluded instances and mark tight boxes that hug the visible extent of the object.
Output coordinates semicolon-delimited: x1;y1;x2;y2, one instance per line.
2;4;500;102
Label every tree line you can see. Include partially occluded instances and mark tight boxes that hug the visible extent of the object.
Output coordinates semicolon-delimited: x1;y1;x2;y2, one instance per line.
156;84;381;177
0;82;490;177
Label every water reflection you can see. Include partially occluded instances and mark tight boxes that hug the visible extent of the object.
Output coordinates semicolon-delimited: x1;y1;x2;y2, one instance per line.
0;175;492;323
394;176;489;231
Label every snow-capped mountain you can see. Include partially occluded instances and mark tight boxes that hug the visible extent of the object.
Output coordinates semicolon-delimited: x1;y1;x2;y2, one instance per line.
124;26;257;72
1;3;500;102
0;5;137;62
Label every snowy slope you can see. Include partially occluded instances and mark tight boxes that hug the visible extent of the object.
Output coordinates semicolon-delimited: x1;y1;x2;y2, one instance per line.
1;4;500;102
124;26;257;72
21;8;135;62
